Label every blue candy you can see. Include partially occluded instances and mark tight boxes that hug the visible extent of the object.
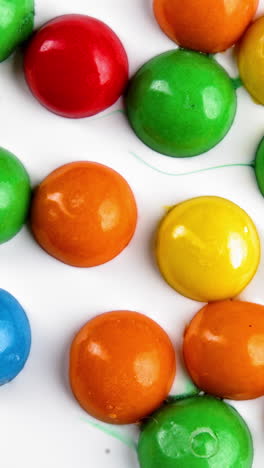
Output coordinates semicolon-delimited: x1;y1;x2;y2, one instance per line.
0;289;31;385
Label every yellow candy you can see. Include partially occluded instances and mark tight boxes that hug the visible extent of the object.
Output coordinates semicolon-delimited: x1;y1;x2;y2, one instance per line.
155;196;260;302
238;16;264;105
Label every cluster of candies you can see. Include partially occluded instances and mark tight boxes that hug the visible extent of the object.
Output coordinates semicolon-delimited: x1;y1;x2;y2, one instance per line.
2;1;264;468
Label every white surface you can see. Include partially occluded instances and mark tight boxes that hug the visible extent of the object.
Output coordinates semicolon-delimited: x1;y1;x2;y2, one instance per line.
0;0;264;467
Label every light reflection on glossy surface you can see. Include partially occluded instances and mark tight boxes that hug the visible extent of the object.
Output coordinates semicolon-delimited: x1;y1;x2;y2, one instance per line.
134;351;160;387
248;334;264;366
87;340;109;361
0;3;15;29
69;311;176;425
98;200;120;232
0;322;14;353
202;86;222;120
31;161;137;268
156;196;260;302
0;183;12;210
184;300;264;400
228;233;247;269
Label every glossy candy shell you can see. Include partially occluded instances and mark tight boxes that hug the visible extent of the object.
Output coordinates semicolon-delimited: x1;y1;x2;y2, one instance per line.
138;396;253;468
126;50;236;158
24;14;128;118
0;0;34;62
69;311;176;424
30;162;137;267
0;147;31;244
0;289;31;385
238;16;264;105
184;300;264;400
153;0;258;54
155;196;260;302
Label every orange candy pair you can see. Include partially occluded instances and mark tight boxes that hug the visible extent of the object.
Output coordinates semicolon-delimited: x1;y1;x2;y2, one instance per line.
70;300;264;427
70;311;176;424
154;0;258;53
184;300;264;400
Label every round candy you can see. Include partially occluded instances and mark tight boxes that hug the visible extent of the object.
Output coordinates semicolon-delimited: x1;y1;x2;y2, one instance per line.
184;300;264;400
0;147;31;244
153;0;258;54
238;16;264;105
255;136;264;196
24;14;128;118
69;311;176;424
0;289;31;385
125;50;236;158
31;162;137;267
138;396;253;468
156;196;260;302
0;0;34;62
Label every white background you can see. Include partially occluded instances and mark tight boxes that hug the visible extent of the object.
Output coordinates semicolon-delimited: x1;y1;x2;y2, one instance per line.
0;0;264;466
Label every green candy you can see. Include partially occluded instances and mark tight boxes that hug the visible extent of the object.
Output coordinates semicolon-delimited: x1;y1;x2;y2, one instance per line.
126;49;237;158
255;136;264;197
0;148;31;243
138;396;253;468
0;0;34;62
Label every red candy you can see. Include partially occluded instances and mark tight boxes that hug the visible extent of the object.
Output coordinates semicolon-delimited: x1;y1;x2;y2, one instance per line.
24;14;129;118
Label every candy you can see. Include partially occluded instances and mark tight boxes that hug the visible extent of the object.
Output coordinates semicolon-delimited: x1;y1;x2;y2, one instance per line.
184;300;264;400
0;0;34;62
238;16;264;105
69;311;176;424
24;14;128;118
138;396;253;468
155;196;260;302
30;162;137;267
126;50;236;158
255;136;264;196
153;0;258;54
0;147;31;244
0;289;31;385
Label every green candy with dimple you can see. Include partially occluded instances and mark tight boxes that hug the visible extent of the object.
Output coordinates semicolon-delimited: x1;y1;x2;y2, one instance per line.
0;0;34;62
138;396;253;468
0;148;31;243
126;49;237;158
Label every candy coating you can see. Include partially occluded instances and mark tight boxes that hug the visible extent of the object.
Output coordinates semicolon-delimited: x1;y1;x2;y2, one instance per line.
154;0;258;53
138;396;253;468
238;16;264;105
0;147;31;244
69;311;176;424
0;0;34;62
184;300;264;400
0;289;31;385
31;162;137;267
156;196;260;301
126;50;236;158
24;14;128;118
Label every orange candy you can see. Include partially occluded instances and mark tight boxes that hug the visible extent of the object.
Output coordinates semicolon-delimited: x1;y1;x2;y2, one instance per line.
183;300;264;400
153;0;258;53
31;162;137;267
69;311;176;424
